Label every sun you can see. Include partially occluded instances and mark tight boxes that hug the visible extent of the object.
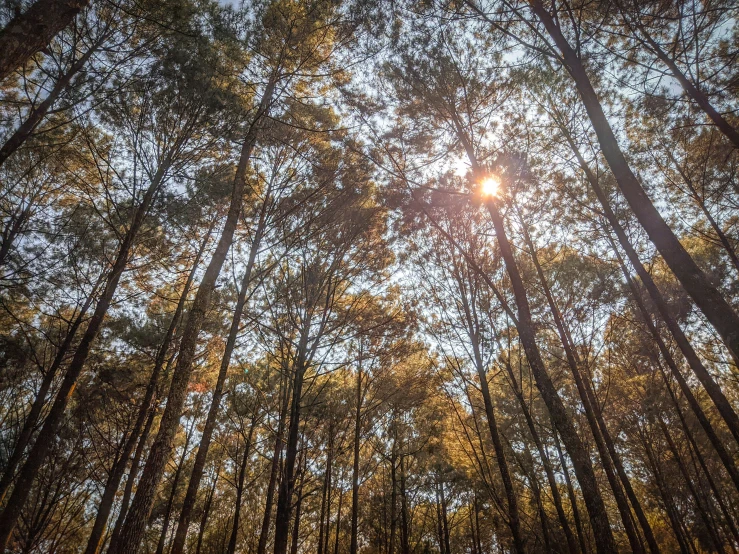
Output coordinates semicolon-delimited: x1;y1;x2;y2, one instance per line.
480;175;500;197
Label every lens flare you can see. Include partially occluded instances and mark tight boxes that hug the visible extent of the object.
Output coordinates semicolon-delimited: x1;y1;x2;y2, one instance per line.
480;175;500;197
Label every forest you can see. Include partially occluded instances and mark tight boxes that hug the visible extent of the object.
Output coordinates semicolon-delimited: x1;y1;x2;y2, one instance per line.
0;0;738;552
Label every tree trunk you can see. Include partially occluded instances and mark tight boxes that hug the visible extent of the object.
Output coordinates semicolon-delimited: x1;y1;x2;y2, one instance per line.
554;430;590;554
0;34;101;167
450;113;615;552
350;360;362;554
480;197;616;553
226;417;257;554
521;220;658;554
107;77;275;554
502;359;579;554
154;423;194;554
84;223;211;554
170;200;268;554
0;0;90;82
195;466;219;554
0;153;174;550
452;260;526;554
333;469;345;554
399;454;410;554
639;428;692;554
0;272;101;503
530;0;739;364
317;431;333;554
657;417;725;552
273;349;308;554
560;126;739;481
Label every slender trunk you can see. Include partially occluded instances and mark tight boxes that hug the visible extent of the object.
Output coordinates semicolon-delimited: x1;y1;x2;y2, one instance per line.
554;423;590;554
502;359;579;553
0;0;90;82
526;462;553;552
195;467;219;554
521;222;658;554
399;454;410;554
664;150;739;275
474;493;483;554
333;469;345;554
561;127;739;473
85;224;211;554
605;228;739;491
257;385;289;554
480;194;616;552
110;395;159;546
531;0;739;363
389;445;397;554
226;417;257;554
0;35;101;167
0;154;173;550
435;485;446;554
453;262;525;553
639;428;692;554
667;379;739;544
107;78;275;554
290;456;305;554
439;481;452;554
273;352;307;554
350;361;362;554
170;203;267;554
0;273;100;503
451;112;615;552
317;432;333;554
657;417;725;552
154;424;193;554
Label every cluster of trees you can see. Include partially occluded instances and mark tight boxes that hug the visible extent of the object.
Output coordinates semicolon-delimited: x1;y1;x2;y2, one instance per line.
0;0;738;552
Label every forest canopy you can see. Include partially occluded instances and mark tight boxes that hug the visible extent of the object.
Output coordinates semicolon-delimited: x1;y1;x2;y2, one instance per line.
0;0;739;553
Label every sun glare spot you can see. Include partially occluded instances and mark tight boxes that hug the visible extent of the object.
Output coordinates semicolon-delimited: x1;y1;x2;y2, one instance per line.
480;175;500;197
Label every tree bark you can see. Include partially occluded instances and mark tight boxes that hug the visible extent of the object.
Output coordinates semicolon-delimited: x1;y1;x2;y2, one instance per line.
226;417;257;554
0;153;174;550
84;223;211;554
170;198;268;554
107;77;275;554
0;0;90;82
530;0;739;364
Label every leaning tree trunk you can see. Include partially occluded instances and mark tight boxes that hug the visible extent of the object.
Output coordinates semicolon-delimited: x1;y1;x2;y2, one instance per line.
84;223;212;554
0;0;90;82
559;125;739;458
0;34;102;168
452;120;616;552
530;0;739;365
0;271;102;503
226;417;258;554
0;154;174;550
170;200;268;554
520;220;658;554
107;77;275;554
